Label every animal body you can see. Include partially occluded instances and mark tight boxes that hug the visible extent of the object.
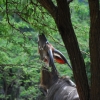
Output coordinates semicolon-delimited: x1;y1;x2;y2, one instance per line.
39;67;79;100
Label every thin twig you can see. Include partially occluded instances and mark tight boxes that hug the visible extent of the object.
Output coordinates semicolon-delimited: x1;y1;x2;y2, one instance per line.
48;34;64;47
6;0;20;32
48;34;90;56
0;64;26;66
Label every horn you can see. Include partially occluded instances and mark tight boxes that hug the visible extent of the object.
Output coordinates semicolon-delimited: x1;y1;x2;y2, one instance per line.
48;48;57;72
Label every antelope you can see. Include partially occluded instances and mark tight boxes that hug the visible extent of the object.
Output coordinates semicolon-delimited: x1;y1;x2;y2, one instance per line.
38;34;79;100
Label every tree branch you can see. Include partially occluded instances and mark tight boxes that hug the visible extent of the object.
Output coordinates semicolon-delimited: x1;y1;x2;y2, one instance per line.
37;0;57;19
5;0;22;32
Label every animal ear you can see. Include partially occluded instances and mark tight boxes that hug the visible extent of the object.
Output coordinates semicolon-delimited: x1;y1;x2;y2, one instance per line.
53;49;72;69
53;53;66;64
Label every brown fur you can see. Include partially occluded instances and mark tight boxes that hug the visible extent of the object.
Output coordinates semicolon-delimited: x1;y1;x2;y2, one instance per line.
40;67;58;89
39;66;58;96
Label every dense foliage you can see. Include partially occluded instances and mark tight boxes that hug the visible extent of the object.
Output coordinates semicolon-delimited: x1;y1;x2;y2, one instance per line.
0;0;90;99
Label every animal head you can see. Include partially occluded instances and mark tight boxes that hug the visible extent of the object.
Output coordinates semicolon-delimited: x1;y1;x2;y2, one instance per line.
38;34;72;70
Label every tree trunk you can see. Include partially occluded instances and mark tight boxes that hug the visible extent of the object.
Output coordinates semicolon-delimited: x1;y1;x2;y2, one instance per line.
55;1;90;100
88;0;100;100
